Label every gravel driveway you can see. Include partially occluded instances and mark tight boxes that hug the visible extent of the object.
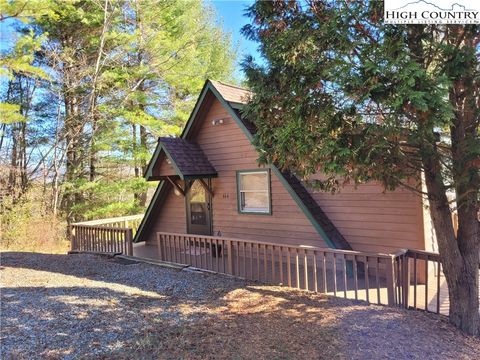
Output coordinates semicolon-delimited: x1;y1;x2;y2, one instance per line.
1;252;479;359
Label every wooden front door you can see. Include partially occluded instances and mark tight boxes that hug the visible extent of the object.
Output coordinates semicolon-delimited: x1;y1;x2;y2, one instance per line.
186;179;212;235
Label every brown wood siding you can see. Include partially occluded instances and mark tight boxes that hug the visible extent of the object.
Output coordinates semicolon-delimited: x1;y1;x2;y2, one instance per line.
146;183;186;243
306;179;425;253
153;154;176;177
147;98;328;247
198;99;326;247
145;94;425;254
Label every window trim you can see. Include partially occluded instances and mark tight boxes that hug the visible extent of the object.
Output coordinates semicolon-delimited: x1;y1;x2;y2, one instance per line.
236;169;272;215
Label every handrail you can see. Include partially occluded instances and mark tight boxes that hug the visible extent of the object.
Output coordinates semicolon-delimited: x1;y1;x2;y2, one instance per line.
156;232;396;306
70;215;143;256
73;225;132;231
156;231;394;259
391;249;408;257
404;249;440;261
71;224;133;255
72;214;144;226
392;248;445;314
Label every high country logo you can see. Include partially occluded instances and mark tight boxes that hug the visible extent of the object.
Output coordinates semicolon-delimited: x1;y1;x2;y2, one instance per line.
384;0;480;24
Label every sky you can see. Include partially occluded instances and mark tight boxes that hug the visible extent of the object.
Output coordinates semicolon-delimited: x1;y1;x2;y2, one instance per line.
210;0;263;80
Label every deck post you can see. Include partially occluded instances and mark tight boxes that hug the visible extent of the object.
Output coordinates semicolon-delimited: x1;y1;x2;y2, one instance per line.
70;225;75;251
125;228;133;256
402;253;410;309
385;256;395;306
157;233;164;261
227;241;233;275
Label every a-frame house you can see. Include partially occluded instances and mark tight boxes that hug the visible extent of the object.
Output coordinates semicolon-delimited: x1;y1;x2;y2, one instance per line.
134;80;430;257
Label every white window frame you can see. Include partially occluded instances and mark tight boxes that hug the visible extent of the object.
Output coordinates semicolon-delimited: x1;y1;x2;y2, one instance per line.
236;170;271;214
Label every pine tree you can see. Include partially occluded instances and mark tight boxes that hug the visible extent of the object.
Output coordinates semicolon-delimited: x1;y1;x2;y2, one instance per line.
242;1;479;334
1;0;237;225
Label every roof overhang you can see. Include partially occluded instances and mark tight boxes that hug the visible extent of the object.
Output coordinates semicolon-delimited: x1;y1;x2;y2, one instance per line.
145;138;217;181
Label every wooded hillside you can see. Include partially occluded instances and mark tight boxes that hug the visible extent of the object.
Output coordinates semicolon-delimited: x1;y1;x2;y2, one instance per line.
0;0;237;250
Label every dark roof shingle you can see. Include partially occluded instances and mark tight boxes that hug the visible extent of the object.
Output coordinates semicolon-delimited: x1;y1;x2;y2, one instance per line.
280;171;352;250
160;137;216;177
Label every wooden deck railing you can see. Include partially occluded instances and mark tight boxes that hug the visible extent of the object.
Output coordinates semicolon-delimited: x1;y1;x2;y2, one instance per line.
73;214;144;234
67;221;466;316
393;249;446;314
156;232;396;306
155;232;474;316
70;215;143;256
71;225;133;255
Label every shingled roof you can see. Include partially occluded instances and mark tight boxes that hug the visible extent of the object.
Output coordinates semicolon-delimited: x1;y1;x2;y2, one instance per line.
280;171;351;249
159;137;216;178
209;80;251;104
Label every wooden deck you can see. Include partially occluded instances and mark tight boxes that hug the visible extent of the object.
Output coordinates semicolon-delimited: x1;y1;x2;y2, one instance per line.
70;215;477;319
71;214;144;256
132;241;463;316
67;216;476;320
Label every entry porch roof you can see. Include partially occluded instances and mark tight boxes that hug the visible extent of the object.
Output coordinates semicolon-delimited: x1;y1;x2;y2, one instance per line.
146;137;217;180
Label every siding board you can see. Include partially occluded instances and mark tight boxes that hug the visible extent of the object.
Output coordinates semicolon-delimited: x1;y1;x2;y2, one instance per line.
307;179;425;253
147;98;328;248
196;100;326;247
146;184;186;241
155;155;176;177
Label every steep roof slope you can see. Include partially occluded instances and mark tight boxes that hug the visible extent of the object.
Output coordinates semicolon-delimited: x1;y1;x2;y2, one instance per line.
146;137;217;180
209;80;252;104
210;81;350;249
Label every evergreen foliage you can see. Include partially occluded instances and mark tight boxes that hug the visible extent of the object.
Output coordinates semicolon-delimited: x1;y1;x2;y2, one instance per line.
0;1;236;237
242;1;479;334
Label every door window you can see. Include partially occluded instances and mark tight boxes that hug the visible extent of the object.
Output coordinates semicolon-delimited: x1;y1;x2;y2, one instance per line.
189;180;207;225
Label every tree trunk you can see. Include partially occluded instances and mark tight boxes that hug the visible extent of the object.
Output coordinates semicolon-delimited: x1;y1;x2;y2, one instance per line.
64;88;84;223
409;25;479;335
445;28;480;334
133;123;139;178
19;120;27;193
423;154;479;335
89;96;98;182
138;124;148;207
448;258;479;335
134;2;148;208
8;122;18;201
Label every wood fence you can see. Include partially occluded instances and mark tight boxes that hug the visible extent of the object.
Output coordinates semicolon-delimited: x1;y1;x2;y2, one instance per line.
394;249;447;314
67;223;466;317
70;215;143;255
71;225;133;255
154;232;476;317
156;232;396;306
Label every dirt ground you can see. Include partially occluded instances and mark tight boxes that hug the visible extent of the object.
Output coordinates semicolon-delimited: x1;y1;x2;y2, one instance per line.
1;252;479;359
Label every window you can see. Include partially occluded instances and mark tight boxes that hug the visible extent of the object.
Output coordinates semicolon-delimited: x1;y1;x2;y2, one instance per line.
189;180;207;225
237;170;271;214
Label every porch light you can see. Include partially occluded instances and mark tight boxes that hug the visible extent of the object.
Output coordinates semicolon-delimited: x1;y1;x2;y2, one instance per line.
212;118;224;126
173;186;182;196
